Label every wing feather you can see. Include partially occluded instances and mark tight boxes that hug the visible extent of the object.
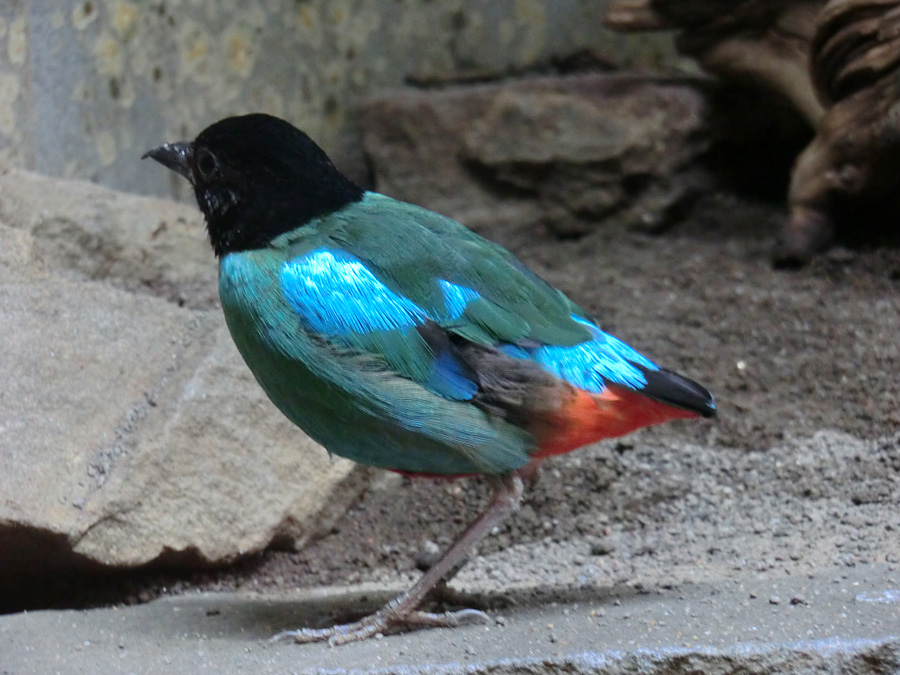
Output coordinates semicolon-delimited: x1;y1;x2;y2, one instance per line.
276;193;675;403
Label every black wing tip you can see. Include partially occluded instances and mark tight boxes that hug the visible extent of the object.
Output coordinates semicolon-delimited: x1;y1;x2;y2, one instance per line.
699;397;717;418
636;364;717;419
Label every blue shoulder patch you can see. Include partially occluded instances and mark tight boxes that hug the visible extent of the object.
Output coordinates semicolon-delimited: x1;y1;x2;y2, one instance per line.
280;250;479;402
281;250;485;335
281;249;428;336
437;280;480;321
505;315;660;393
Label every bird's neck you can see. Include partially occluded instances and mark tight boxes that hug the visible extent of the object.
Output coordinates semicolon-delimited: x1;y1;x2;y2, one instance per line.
206;178;364;257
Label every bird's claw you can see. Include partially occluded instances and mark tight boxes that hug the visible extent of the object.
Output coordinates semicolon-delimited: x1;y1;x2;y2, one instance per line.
270;607;490;647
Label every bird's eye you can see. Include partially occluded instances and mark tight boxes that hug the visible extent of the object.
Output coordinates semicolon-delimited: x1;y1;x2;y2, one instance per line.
195;148;218;178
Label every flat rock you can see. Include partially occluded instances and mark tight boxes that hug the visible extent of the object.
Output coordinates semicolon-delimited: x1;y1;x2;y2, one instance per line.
0;164;215;308
1;560;897;673
361;73;810;248
0;169;362;596
361;74;716;245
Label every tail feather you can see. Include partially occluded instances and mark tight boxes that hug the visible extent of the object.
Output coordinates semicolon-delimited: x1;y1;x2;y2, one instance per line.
633;363;716;418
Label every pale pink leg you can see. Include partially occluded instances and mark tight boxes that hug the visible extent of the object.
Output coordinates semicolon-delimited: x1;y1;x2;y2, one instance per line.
272;468;529;646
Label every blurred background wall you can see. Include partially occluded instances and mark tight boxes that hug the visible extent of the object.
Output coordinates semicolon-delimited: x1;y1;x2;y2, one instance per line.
0;0;676;200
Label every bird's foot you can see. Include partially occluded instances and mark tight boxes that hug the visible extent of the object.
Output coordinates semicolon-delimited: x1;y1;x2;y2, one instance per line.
271;607;490;647
272;473;526;648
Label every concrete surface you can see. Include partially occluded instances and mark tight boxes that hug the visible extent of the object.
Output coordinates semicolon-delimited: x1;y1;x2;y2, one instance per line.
1;561;898;674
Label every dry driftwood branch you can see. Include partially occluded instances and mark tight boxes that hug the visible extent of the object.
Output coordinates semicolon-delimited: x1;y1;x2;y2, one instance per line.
605;1;826;123
605;0;900;265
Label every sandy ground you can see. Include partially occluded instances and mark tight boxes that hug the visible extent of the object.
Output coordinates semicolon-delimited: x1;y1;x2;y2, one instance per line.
2;191;899;673
11;190;898;610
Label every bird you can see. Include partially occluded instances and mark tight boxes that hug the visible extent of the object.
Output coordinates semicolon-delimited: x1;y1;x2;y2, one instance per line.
143;113;715;646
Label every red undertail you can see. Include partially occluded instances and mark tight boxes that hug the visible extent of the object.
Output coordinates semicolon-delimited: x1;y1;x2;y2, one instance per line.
532;385;699;459
394;386;701;479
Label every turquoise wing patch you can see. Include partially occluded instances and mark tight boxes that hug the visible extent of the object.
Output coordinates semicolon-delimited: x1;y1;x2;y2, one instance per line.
280;248;479;400
503;315;660;393
281;249;428;334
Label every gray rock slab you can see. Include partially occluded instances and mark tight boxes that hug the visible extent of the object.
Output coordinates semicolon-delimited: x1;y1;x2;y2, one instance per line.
1;562;898;674
0;170;362;581
361;73;807;247
0;165;216;308
64;324;361;568
361;74;715;245
0;274;215;566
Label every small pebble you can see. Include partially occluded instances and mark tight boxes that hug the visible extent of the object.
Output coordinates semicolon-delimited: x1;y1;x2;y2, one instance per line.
590;538;617;556
415;540;441;571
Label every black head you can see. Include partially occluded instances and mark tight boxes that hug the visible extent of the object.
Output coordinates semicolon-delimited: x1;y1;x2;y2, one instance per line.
143;113;363;257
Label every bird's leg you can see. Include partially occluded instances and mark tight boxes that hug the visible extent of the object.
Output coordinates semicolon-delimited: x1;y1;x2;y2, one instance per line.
272;469;527;646
429;461;542;608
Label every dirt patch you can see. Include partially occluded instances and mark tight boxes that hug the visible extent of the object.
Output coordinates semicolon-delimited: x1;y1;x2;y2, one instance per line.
6;191;899;614
225;194;900;601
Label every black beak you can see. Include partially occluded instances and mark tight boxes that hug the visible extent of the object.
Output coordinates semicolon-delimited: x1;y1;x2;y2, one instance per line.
142;142;194;182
